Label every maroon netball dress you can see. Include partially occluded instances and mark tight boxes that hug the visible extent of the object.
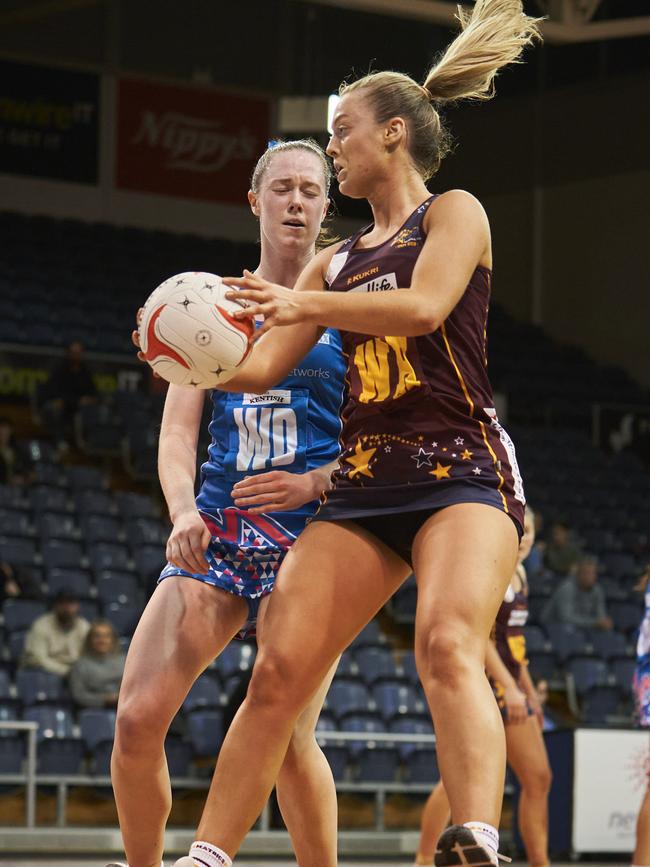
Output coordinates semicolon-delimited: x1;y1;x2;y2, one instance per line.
491;567;530;717
311;194;525;561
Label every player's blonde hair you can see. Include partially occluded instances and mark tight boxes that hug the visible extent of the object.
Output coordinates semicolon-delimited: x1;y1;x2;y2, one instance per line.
250;139;336;250
340;0;542;180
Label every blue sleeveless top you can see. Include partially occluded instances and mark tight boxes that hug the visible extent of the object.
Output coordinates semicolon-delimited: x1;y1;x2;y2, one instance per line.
195;328;346;545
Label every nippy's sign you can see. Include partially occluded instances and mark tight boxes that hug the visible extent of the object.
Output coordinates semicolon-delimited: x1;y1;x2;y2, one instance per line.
116;77;270;204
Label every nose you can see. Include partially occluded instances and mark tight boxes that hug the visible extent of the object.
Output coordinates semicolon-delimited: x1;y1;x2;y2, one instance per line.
325;135;337;157
287;188;304;212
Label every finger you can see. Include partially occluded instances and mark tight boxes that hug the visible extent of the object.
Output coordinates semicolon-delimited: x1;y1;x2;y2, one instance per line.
168;542;192;574
233;492;285;507
248;502;289;514
252;319;275;342
232;480;281;497
232;471;280;488
178;536;209;575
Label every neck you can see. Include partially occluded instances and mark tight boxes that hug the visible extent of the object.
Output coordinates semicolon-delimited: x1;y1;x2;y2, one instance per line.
366;169;430;233
255;244;314;289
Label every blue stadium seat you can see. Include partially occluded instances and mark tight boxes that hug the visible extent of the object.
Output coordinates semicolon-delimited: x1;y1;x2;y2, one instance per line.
103;602;141;636
390;581;417;622
182;673;222;713
581;685;621;724
0;736;24;772
79;708;116;751
400;651;419;685
214;643;256;679
523;624;548;654
75;490;116;517
186;709;224;756
372;681;424;721
546;623;588;662
324;680;372;720
588;630;628;661
82;515;123;545
37;511;81;542
356;745;400;782
32;462;67;488
30;484;72;514
527;650;557;682
88;542;131;573
78;599;101;622
165;736;193;777
340;712;386;758
567;657;609;696
115;492;159;520
65;465;107;491
601;552;638;581
350;620;385;650
45;567;93;598
24;705;75;741
3;598;47;632
132;545;164;579
315;712;338;733
405;747;440;783
41;539;85;570
6;629;28;662
0;508;34;538
0;670;12;700
0;536;39;568
16;670;65;705
96;571;141;605
319;744;348;781
610;602;644;634
389;716;434;760
335;651;358;678
354;646;398;685
125;518;167;548
91;739;113;776
611;657;636;696
39;737;84;773
0;484;30;510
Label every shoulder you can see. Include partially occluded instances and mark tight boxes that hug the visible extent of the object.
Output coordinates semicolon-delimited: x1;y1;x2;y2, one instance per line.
31;613;52;631
295;239;348;293
424;190;489;232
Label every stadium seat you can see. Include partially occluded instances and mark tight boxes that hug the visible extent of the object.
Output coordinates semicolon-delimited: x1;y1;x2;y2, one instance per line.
0;736;24;772
214;643;256;679
609;601;644;634
325;680;372;720
0;508;34;538
0;670;12;700
182;673;222;713
23;705;75;741
527;650;557;682
186;709;224;756
0;536;39;568
30;484;73;514
32;462;67;488
125;518;167;548
75;490;116;517
400;651;419;685
41;539;85;569
545;622;588;662
319;744;348;781
37;511;81;542
79;708;116;751
315;712;338;733
96;571;141;605
587;629;629;660
103;602;141;636
65;465;107;491
165;735;193;777
372;681;424;721
115;492;159;520
611;657;636;696
567;656;609;696
350;620;385;649
88;542;131;573
389;716;434;760
355;745;400;782
132;545;164;580
3;598;47;632
335;650;358;678
82;514;123;545
581;685;622;724
91;739;113;776
6;629;28;663
16;670;65;705
340;712;386;758
46;566;93;598
523;624;548;654
405;747;440;783
354;646;398;685
39;737;84;773
0;484;30;510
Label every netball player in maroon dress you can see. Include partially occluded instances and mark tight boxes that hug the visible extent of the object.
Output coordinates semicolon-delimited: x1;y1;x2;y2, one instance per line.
415;507;552;867
172;3;542;866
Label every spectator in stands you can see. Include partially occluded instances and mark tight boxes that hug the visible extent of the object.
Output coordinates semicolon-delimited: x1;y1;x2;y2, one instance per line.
69;620;125;708
543;519;581;575
522;506;545;578
541;555;612;630
21;588;90;675
40;340;97;452
0;560;42;605
0;416;30;484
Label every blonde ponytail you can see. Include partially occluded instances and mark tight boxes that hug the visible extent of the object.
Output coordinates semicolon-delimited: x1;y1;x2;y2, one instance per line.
424;0;543;104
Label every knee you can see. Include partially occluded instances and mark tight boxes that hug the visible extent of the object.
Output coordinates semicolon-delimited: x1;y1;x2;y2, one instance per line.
416;626;479;690
521;762;552;797
114;697;168;758
246;649;307;717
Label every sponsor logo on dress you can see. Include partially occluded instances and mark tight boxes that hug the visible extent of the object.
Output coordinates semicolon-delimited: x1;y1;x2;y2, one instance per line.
243;389;291;405
392;227;421;248
346;265;379;286
290;367;330;379
349;272;398;293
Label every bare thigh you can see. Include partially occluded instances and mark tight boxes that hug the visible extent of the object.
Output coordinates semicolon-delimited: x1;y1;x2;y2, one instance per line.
505;716;551;788
117;576;248;727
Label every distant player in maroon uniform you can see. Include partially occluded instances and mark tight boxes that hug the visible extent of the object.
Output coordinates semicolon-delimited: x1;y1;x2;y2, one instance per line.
174;4;542;867
415;507;552;867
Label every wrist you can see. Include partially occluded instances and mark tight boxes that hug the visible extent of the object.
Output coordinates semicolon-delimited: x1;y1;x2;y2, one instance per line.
169;504;199;523
302;291;327;326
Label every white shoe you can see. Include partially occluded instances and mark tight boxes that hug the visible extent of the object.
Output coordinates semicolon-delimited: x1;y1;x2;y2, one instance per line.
172;859;197;866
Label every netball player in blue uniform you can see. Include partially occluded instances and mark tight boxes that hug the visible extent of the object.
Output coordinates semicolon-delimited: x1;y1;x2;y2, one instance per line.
110;140;346;867
632;566;650;867
171;4;541;866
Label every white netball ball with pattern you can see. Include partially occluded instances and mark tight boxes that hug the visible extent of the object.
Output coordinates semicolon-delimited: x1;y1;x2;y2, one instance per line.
138;272;254;388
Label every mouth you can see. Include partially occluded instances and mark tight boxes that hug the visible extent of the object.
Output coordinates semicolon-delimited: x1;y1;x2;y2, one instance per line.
334;163;346;180
282;219;305;229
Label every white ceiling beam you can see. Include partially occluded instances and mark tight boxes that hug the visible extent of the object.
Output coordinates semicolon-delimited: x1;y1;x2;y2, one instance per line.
293;0;650;43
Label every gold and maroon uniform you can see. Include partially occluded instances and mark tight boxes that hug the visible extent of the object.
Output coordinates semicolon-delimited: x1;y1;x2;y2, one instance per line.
312;194;525;560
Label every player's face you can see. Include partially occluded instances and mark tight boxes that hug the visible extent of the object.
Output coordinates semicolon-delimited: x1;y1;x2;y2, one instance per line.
251;150;328;255
518;510;536;562
327;92;391;199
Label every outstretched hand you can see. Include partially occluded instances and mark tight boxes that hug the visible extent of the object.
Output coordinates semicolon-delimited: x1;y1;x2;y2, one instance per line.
224;270;310;340
231;470;318;514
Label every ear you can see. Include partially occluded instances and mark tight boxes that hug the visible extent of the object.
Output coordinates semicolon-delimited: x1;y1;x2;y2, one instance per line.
322;197;330;222
384;116;407;147
248;189;260;217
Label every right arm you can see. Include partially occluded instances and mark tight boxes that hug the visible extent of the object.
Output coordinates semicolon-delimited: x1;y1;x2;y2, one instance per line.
158;385;211;575
218;244;341;394
485;639;528;725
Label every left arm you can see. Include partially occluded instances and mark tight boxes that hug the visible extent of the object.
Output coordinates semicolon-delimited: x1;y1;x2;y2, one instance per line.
228;190;490;340
231;458;339;515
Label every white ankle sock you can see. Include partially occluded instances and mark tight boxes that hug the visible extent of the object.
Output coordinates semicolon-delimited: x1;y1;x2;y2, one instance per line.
463;821;499;857
189;841;232;867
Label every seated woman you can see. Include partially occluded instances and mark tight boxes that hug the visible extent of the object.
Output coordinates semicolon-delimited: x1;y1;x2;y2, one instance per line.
69;619;125;708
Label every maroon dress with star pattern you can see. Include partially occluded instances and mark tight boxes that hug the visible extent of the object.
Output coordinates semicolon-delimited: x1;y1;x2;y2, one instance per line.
312;194;525;538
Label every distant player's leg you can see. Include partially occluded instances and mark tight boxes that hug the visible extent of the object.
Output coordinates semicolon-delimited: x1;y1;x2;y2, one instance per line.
505;715;551;867
634;782;650;867
192;520;409;859
412;503;518;864
416;781;451;865
111;576;247;867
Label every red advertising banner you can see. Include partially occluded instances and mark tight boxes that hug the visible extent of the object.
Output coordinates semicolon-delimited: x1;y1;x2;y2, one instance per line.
116;78;270;204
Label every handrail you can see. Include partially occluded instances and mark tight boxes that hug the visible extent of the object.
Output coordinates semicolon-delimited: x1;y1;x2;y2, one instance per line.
0;720;38;827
